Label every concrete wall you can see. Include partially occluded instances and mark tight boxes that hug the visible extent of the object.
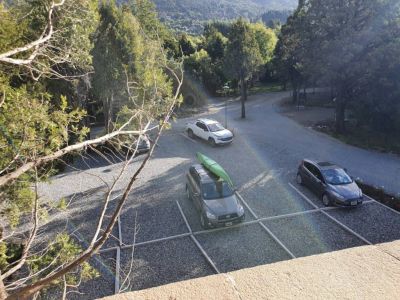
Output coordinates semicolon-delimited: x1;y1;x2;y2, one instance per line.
102;240;400;300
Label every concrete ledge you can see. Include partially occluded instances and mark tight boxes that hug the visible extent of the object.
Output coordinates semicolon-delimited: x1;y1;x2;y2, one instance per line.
102;241;400;300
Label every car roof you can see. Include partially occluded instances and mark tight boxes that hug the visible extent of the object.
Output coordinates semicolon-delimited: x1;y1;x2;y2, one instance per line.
197;118;218;125
191;164;219;183
303;159;341;170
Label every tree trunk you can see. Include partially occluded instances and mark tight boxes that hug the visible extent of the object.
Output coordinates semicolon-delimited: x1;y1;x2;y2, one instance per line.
240;76;246;119
292;81;298;104
0;277;7;300
335;98;346;133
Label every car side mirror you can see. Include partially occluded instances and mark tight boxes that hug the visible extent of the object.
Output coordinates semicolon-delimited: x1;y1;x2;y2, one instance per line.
204;128;208;132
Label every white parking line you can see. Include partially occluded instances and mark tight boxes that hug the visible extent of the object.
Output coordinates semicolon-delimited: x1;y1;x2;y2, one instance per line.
259;222;296;258
121;232;192;249
176;201;220;274
236;191;296;259
364;194;400;216
190;235;220;274
100;202;376;254
117;216;123;247
115;247;121;294
99;191;379;255
289;183;373;245
235;191;258;219
176;200;193;234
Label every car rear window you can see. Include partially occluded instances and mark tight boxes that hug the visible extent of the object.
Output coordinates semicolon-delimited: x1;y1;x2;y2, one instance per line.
202;181;233;199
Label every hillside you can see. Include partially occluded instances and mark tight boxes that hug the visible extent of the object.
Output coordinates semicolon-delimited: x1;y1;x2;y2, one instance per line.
152;0;297;33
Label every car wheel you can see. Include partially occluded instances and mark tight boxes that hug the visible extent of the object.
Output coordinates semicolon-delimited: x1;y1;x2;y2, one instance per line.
208;138;216;147
296;173;303;185
200;214;210;229
187;129;194;138
322;193;331;207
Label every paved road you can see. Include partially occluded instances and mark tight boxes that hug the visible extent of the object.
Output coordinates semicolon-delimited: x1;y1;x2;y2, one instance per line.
208;92;400;195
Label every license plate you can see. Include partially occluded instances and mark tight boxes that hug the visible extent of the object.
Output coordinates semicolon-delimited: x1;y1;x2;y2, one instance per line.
225;222;233;227
351;201;357;206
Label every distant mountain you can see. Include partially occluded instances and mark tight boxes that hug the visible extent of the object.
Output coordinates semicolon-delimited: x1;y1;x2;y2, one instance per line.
152;0;298;34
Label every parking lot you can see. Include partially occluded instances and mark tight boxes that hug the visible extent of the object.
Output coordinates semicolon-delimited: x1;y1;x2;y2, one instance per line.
40;95;400;299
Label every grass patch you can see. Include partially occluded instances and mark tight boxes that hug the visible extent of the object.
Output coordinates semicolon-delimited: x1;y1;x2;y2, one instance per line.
248;82;284;95
355;180;400;212
315;121;400;155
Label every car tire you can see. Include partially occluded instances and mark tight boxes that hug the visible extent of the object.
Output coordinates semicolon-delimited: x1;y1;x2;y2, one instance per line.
188;129;194;138
322;193;331;207
296;173;303;185
208;138;216;147
200;214;210;229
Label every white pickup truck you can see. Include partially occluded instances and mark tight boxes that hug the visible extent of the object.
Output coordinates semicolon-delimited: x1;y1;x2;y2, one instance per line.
186;118;233;146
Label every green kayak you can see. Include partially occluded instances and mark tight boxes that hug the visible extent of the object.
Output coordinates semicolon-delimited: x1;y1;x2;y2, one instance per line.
196;152;234;187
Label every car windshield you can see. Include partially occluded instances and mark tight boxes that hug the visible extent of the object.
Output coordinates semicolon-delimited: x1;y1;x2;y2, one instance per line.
322;168;352;185
202;181;233;199
208;123;225;132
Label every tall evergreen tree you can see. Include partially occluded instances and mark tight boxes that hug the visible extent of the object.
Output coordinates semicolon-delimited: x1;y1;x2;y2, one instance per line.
225;18;263;118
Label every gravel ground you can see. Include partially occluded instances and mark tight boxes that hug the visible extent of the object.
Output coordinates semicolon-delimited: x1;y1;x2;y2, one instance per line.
70;251;116;299
326;202;400;244
195;224;291;273
120;237;214;292
120;200;188;244
33;91;400;299
263;211;366;258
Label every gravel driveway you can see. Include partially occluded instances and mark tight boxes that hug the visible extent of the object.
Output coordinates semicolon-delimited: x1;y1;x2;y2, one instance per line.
37;91;400;299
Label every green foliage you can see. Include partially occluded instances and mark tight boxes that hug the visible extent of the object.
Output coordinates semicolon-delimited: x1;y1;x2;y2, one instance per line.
28;234;99;291
149;0;297;34
0;242;9;272
93;1;178;131
204;30;227;62
225;18;263;81
275;0;400;133
1;0;99;76
179;34;197;56
249;22;277;64
129;0;180;57
185;49;227;95
259;10;291;28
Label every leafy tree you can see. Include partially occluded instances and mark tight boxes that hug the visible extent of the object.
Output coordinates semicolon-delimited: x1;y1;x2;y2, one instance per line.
299;0;399;133
129;0;179;58
185;49;227;95
249;22;277;65
179;34;196;56
0;0;183;298
273;2;307;102
205;30;227;62
92;1;143;132
225;18;263;118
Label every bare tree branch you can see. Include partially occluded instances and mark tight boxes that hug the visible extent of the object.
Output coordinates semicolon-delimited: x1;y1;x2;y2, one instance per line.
0;125;158;188
0;1;66;65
